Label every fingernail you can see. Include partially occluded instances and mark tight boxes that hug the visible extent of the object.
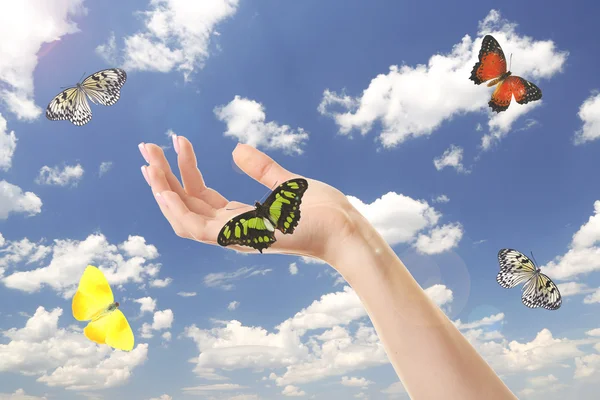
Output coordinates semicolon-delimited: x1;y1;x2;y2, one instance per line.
138;143;150;163
172;134;180;154
155;192;168;207
141;165;150;186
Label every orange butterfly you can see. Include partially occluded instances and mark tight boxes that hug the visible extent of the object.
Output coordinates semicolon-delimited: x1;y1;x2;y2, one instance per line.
470;35;542;112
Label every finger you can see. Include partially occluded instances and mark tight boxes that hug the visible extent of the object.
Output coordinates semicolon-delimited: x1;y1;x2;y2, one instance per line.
144;168;189;239
159;190;223;243
175;135;228;209
146;165;216;218
141;142;187;198
231;143;297;189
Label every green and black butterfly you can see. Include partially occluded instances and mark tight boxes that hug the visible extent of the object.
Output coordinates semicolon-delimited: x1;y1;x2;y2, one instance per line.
217;178;309;253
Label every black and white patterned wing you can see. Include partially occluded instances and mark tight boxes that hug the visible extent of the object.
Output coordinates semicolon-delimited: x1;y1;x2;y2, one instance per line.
81;68;127;106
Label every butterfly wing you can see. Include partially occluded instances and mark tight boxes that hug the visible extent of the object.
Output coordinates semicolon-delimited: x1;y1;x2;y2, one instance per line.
496;249;537;289
489;76;542;113
521;272;561;310
80;68;127;106
72;265;114;321
84;309;134;351
470;35;507;85
262;178;309;234
46;87;93;126
217;210;277;253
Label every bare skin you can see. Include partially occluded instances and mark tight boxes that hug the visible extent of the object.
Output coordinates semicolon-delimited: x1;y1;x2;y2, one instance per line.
138;135;518;400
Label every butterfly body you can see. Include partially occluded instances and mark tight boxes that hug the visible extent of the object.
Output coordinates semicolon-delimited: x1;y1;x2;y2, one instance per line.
470;35;542;113
72;265;134;351
496;249;561;310
217;178;308;253
46;68;127;126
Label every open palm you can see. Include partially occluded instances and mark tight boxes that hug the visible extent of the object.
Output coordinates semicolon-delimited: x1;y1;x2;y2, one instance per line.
139;136;355;262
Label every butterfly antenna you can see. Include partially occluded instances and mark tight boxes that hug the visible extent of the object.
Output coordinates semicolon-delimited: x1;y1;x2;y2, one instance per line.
78;71;86;83
257;181;278;204
530;251;539;268
225;205;249;211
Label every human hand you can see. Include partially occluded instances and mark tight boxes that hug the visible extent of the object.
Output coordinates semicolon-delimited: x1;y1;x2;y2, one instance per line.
138;135;358;263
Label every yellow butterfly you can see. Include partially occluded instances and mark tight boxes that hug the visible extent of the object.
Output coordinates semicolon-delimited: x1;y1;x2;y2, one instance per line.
72;265;134;351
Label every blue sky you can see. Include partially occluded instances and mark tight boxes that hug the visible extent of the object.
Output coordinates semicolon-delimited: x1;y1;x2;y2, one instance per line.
0;0;599;399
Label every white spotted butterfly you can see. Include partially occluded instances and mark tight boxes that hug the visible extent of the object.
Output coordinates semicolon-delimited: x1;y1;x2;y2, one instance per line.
497;249;561;310
46;68;127;126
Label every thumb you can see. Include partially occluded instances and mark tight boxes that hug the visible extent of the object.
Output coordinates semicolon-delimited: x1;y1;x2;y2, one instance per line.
232;143;296;189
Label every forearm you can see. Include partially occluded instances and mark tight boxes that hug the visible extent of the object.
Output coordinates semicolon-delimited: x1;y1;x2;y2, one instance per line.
327;209;517;400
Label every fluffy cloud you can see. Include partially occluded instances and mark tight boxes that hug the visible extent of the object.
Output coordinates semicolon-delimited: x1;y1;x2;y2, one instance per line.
0;114;17;170
134;297;157;315
557;282;595;297
0;307;147;390
541;200;600;280
150;277;172;288
1;233;162;298
0;0;86;120
317;9;567;150
574;92;600;145
289;262;299;275
99;0;239;80
433;145;468;173
347;192;463;252
341;376;373;388
98;161;113;177
432;194;450;204
518;374;568;397
281;385;306;397
36;164;84;187
140;309;174;339
583;288;600;304
184;284;453;385
228;301;240;311
204;266;273;290
214;96;309;155
0;180;42;220
415;223;464;254
423;284;454;307
0;389;48;400
182;384;248;396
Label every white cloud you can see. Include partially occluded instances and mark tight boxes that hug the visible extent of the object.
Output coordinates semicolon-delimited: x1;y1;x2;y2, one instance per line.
182;384;248;396
162;332;172;342
341;376;373;388
103;0;239;80
432;194;450;203
185;284;452;385
0;307;148;390
95;31;117;65
415;223;464;254
134;297;157;315
228;301;239;311
299;256;327;265
583;288;600;304
574;354;600;380
541;200;600;280
119;235;159;259
574;92;600;145
177;291;197;297
557;282;595;297
381;382;406;397
423;284;454;307
433;145;468;173
214;96;309;155
98;161;113;177
282;385;305;397
518;374;568;398
454;312;505;330
36;164;84;187
0;180;42;220
586;329;600;337
0;114;17;171
204;267;273;290
0;0;87;120
0;389;48;400
289;262;299;275
317;9;567;150
1;233;162;298
140;309;174;339
150;277;172;288
347;192;462;253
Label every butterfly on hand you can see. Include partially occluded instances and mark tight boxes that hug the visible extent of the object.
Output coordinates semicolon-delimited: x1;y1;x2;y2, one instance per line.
46;68;127;126
470;35;542;113
72;265;135;351
496;249;562;310
217;178;309;253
